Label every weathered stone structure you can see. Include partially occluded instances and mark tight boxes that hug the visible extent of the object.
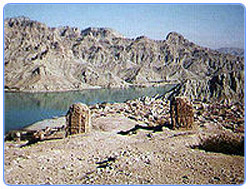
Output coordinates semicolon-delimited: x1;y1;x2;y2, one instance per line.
170;97;194;130
66;103;91;136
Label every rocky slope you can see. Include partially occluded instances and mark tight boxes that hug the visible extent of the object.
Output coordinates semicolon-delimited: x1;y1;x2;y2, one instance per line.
4;17;244;103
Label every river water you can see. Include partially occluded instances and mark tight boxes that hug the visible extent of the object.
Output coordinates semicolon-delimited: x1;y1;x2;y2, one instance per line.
4;86;174;133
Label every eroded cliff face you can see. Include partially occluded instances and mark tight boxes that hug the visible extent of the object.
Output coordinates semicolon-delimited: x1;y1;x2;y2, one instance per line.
4;17;244;103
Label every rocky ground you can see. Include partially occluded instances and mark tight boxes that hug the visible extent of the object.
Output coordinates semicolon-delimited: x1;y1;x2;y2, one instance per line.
4;97;245;185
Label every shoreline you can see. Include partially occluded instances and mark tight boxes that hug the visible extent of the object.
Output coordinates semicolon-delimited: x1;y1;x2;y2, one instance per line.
22;116;66;131
4;82;178;94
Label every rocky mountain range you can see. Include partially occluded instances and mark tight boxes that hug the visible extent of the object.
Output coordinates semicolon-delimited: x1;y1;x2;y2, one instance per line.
4;17;244;103
217;47;244;57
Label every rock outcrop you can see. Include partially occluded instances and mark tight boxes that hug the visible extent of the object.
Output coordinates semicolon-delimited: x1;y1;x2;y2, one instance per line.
4;17;245;103
66;103;91;136
164;67;244;104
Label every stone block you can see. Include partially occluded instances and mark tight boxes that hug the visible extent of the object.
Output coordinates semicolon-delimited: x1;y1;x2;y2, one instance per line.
170;97;194;130
66;103;91;136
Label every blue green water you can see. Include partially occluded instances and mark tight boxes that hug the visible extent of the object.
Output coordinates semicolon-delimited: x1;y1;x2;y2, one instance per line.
4;86;174;133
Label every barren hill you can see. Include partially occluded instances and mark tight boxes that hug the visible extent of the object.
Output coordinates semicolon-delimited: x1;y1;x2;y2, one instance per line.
4;17;244;103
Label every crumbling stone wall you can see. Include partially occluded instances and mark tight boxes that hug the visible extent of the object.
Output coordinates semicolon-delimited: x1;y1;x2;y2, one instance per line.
170;97;194;130
66;103;91;136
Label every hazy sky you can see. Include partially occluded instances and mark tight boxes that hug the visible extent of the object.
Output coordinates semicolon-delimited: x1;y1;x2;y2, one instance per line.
4;3;245;49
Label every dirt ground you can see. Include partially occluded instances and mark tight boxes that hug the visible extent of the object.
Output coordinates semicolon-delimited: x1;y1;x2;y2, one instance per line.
4;112;244;185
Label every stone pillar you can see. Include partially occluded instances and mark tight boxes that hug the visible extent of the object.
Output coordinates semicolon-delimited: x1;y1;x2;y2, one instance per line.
66;103;91;136
170;97;194;130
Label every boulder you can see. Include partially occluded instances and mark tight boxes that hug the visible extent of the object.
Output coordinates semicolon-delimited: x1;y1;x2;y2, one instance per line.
66;103;91;136
170;97;194;130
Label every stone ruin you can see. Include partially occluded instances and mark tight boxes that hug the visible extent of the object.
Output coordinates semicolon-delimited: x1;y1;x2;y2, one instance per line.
66;103;91;136
170;97;194;130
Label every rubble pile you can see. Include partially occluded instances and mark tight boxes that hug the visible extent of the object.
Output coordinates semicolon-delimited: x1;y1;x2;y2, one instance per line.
89;95;171;127
201;102;244;133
